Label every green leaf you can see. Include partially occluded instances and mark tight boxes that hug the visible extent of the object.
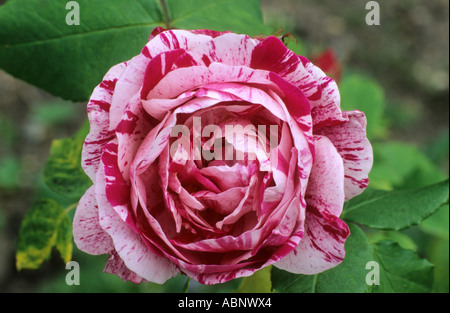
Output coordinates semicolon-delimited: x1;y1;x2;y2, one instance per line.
235;265;272;293
370;241;433;293
272;224;372;293
181;277;191;293
420;204;449;240
369;142;447;190
339;74;387;140
369;230;418;251
44;136;92;200
16;199;73;270
166;0;269;35
271;224;434;293
0;0;268;101
0;0;164;101
342;180;449;231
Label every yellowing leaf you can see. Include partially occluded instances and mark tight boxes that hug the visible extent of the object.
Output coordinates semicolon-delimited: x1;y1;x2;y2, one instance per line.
16;199;72;270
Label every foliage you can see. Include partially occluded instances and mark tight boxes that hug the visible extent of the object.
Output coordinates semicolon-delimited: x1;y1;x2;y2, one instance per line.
16;199;72;270
0;0;448;293
0;0;268;101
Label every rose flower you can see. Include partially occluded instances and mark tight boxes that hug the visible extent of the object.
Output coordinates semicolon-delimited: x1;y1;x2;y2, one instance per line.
73;28;373;285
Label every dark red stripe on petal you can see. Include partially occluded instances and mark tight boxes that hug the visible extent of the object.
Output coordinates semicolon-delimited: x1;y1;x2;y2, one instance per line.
102;142;130;207
344;175;369;189
116;110;139;135
149;27;167;41
269;72;311;126
99;79;118;94
202;54;212;67
173;52;198;68
251;36;300;77
89;99;110;112
141;49;195;99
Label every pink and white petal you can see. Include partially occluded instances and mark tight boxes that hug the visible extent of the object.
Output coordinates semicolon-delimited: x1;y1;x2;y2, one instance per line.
275;206;349;275
216;174;261;229
250;37;343;128
268;72;311;127
251;36;302;78
268;101;313;195
109;53;150;131
187;266;260;285
305;135;345;217
148;63;279;100
263;86;315;189
130;113;176;176
142;29;212;59
104;251;145;284
141;91;195;120
316;111;373;200
159;144;185;232
82;62;127;181
193;187;246;215
116;94;155;182
298;56;346;129
270;122;293;192
259;196;303;248
143;93;222;121
188;29;231;38
101;140;131;222
96;165;179;284
73;186;113;255
197;83;288;122
188;33;259;67
200;163;250;190
141;49;198;100
250;35;331;122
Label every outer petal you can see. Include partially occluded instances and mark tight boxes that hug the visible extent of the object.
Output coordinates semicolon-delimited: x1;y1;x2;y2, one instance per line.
305;135;345;217
275;206;349;274
250;36;345;128
96;165;179;284
275;136;349;274
188;32;259;67
142;29;212;59
299;56;346;129
109;53;151;130
116;94;156;182
104;251;145;284
73;186;113;255
316;111;373;200
82;62;127;181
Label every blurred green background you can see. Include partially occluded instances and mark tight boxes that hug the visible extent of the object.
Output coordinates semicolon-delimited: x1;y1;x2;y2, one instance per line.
0;0;448;292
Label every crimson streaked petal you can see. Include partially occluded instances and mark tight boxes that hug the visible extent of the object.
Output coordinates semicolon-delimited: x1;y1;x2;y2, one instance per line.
104;251;145;284
275;205;349;275
109;54;149;131
305;135;345;217
82;62;127;181
73;186;113;255
317;111;373;200
96;165;179;284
